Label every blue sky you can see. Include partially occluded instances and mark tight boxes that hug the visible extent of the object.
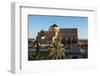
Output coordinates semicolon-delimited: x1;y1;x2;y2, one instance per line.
28;15;88;39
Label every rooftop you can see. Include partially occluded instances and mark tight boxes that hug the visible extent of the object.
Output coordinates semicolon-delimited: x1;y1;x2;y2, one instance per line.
50;24;58;27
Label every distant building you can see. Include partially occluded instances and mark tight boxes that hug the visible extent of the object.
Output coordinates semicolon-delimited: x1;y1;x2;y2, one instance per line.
38;24;78;45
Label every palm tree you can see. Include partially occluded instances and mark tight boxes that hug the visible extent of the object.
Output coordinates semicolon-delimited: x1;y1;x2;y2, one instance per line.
48;40;65;59
36;36;40;55
40;29;46;36
35;32;40;60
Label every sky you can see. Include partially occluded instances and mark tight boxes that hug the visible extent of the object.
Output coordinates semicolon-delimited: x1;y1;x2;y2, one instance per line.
28;15;88;39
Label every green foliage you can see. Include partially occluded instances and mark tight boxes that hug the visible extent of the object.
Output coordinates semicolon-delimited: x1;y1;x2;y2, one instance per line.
48;40;65;59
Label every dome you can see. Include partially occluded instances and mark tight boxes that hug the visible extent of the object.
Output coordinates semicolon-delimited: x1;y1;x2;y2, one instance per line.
50;24;58;28
49;24;59;32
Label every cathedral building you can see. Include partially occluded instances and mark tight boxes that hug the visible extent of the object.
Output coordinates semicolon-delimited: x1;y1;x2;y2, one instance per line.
38;24;78;45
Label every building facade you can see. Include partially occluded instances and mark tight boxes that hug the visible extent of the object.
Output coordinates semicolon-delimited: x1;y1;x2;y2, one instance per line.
38;24;78;45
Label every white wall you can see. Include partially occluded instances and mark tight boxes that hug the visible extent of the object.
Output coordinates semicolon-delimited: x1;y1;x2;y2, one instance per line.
0;0;100;76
